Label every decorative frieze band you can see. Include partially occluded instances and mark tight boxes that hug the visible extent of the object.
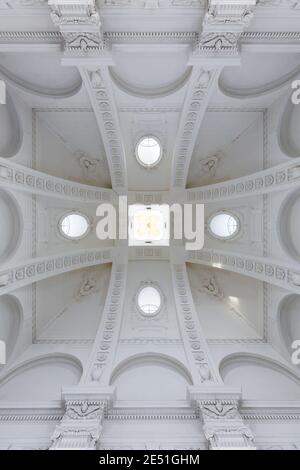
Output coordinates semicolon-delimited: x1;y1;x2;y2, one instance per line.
187;249;300;294
171;67;220;189
0;248;114;295
83;260;128;385
0;157;114;203
186;158;300;203
1;30;300;51
80;68;127;193
170;262;221;385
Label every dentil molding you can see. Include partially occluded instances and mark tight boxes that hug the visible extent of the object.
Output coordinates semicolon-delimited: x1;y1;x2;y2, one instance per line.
186;158;300;203
187;249;300;295
0;157;114;203
0;248;114;296
171;67;221;189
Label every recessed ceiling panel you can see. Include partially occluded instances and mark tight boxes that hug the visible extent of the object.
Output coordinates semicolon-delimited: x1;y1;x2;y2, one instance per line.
110;46;191;98
219;53;300;98
0;52;82;98
0;93;22;158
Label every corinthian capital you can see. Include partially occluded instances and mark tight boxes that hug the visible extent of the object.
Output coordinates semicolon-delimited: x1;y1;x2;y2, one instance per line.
48;0;104;55
196;0;257;55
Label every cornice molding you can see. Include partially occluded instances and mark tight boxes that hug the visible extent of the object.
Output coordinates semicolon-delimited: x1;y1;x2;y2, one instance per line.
1;30;300;51
0;31;62;43
119;338;183;345
98;0;206;8
2;401;300;423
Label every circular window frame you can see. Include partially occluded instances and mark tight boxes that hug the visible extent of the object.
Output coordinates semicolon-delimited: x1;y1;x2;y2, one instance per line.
135;135;163;169
136;282;163;318
58;211;91;241
207;211;241;241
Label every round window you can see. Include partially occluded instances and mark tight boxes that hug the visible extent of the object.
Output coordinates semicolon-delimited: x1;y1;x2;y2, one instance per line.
136;136;162;167
209;212;240;239
59;212;90;240
137;285;161;317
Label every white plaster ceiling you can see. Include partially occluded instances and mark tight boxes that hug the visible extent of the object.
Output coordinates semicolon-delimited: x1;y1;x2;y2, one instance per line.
0;92;22;158
35;108;111;188
188;264;265;340
35;265;111;341
1;1;300;424
219;52;300;99
0;52;82;99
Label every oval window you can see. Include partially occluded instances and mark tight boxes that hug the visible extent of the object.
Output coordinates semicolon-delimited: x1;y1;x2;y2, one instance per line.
209;212;239;239
137;285;161;317
59;212;90;240
136;136;162;167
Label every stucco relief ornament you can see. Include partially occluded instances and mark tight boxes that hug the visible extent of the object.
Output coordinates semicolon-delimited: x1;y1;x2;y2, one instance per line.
65;33;103;52
199;275;224;300
199;152;222;177
201;403;239;419
205;6;254;25
198;363;213;382
91;364;104;382
64;401;105;420
90;70;105;88
197;70;211;88
77;276;98;298
50;4;100;26
78;152;102;176
200;32;239;51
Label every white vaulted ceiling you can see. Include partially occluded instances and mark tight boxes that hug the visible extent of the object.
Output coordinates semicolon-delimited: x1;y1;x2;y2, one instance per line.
1;0;300;450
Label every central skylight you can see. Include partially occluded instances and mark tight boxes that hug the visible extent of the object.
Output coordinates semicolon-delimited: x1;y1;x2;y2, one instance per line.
128;204;170;246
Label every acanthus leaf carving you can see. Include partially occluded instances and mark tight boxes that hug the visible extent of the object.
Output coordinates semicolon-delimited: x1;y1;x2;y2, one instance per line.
50;400;106;450
48;0;104;55
197;399;255;449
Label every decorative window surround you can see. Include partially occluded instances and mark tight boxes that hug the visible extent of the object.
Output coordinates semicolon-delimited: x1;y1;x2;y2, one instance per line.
171;67;221;190
170;261;222;385
0;248;114;296
187;249;300;295
186;158;300;203
0;157;114;203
